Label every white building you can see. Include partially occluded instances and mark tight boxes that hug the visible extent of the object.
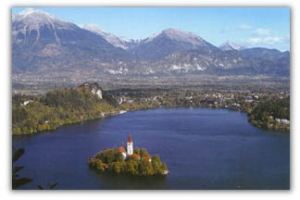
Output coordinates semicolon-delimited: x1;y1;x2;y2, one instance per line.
118;144;127;160
281;119;290;125
117;134;153;162
21;100;33;106
127;134;133;155
118;134;134;158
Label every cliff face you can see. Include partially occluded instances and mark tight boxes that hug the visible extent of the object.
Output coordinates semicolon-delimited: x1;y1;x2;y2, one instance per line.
79;82;103;99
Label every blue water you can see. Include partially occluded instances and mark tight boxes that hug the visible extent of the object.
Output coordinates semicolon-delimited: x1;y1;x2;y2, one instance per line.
13;108;290;189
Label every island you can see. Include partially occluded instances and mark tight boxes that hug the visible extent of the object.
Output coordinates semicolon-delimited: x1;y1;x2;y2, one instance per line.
88;134;169;176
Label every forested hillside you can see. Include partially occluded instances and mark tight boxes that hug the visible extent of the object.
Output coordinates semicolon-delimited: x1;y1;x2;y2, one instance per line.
248;97;290;130
12;87;119;135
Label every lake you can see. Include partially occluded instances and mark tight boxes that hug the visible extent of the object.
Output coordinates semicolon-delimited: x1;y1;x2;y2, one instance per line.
12;108;290;189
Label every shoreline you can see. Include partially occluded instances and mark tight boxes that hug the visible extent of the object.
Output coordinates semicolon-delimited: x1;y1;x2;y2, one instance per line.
12;105;289;137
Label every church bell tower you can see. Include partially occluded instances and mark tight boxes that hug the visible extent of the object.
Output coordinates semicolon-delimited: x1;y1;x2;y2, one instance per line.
127;133;133;155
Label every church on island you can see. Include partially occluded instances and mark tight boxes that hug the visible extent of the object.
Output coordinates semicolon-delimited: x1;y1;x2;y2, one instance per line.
118;134;151;162
89;133;169;175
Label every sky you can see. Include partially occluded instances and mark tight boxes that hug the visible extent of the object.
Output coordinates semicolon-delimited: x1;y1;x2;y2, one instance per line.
12;7;290;51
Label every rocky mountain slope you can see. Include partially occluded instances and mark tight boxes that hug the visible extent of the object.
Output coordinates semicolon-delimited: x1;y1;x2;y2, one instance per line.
12;8;290;81
131;28;218;60
12;9;131;73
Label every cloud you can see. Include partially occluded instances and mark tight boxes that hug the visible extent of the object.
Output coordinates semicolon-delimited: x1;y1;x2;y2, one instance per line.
247;35;290;45
238;24;252;30
263;36;284;44
248;37;261;44
220;24;252;34
254;28;270;36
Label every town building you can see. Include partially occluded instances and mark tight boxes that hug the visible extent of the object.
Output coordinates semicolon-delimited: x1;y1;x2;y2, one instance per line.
118;143;127;159
245;97;254;103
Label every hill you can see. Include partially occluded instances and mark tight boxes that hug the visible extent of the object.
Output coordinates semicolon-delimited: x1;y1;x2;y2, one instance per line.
12;83;120;135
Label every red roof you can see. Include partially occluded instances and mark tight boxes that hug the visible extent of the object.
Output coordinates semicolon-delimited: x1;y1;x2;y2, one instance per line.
102;163;109;168
128;133;132;143
131;153;140;159
118;146;126;153
144;156;151;162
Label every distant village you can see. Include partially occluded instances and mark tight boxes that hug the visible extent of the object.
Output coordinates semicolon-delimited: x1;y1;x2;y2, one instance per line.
113;88;290;130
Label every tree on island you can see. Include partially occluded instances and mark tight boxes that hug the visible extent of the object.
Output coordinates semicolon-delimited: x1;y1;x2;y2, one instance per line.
89;148;168;176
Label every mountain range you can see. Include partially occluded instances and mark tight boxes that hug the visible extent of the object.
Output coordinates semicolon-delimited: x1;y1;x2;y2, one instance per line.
12;8;290;82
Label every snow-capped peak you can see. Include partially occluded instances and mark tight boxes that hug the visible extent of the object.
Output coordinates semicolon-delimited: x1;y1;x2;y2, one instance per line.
14;8;60;22
12;8;76;46
18;8;52;17
80;24;131;49
119;36;131;43
162;28;202;40
12;8;74;30
80;24;106;35
219;41;245;51
145;28;206;46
